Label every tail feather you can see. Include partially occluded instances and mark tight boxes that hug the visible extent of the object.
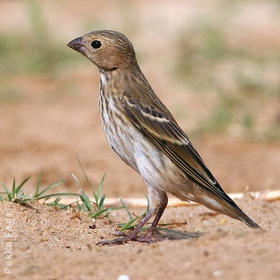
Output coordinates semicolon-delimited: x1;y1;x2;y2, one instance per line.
197;193;260;229
230;204;260;229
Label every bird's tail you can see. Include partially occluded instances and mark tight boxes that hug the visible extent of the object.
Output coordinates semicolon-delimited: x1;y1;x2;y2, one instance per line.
229;204;260;228
197;193;260;229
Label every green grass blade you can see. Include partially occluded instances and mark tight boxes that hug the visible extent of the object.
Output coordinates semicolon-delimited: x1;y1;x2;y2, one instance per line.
12;178;16;198
81;203;88;213
15;176;31;194
3;182;10;194
90;206;123;218
18;193;29;200
77;201;82;212
56;203;69;209
93;192;98;205
72;173;83;188
35;192;79;200
90;208;109;218
120;198;133;220
120;216;138;231
79;190;93;211
107;206;123;211
98;194;106;210
96;173;106;201
8;193;12;201
47;197;69;209
52;197;60;206
76;154;93;189
36;179;65;198
35;168;43;196
3;182;12;201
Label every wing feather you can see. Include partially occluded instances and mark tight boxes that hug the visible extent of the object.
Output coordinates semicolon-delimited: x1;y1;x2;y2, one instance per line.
123;96;235;205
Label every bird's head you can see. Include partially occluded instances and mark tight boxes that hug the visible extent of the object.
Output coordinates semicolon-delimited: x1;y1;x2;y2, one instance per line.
67;30;136;71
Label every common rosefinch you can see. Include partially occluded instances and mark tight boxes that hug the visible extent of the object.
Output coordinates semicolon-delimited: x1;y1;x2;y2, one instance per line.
67;30;260;245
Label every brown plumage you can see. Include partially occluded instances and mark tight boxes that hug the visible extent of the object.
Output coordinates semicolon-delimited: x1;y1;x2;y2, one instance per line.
67;30;260;245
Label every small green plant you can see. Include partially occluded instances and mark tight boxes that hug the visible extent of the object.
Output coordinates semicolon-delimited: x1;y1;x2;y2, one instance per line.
72;156;122;218
118;198;149;231
47;197;69;209
0;158;123;220
118;198;142;231
0;170;79;208
32;169;77;202
1;177;31;203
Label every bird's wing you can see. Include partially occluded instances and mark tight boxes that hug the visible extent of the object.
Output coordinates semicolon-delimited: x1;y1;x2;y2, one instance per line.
122;95;234;204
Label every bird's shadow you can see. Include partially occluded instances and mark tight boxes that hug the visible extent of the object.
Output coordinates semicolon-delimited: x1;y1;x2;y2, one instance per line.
156;228;203;240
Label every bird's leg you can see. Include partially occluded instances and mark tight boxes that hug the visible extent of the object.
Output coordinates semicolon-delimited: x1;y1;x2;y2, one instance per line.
96;208;156;245
145;205;166;238
135;190;168;243
97;187;168;245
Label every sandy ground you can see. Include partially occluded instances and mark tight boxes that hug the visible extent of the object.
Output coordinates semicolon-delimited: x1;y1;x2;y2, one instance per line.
1;0;280;279
0;196;279;280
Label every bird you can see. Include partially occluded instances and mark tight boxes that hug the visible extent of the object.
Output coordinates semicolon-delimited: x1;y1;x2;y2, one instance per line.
67;30;260;244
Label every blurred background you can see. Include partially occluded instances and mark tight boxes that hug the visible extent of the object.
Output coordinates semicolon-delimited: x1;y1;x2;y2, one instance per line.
0;0;279;197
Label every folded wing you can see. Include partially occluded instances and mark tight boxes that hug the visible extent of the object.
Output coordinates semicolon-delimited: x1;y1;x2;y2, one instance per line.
123;96;237;207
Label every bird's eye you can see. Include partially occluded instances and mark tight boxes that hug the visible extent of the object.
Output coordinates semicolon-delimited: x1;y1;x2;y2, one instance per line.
91;40;102;49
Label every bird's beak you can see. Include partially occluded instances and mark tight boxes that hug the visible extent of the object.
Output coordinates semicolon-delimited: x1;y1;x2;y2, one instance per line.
67;37;87;55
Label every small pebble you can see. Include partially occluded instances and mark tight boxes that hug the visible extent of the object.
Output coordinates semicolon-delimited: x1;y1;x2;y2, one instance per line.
118;275;130;280
213;270;223;277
